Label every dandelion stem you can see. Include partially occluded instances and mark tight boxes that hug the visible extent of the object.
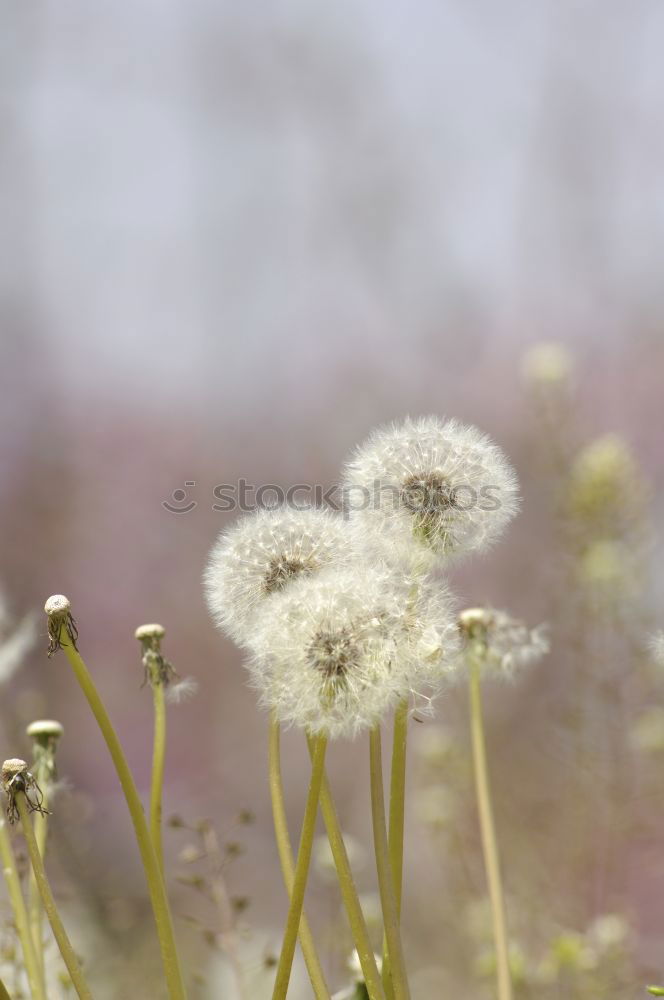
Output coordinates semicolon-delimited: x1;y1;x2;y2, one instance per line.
306;735;385;1000
150;680;167;874
469;653;512;1000
268;718;330;1000
369;727;410;1000
388;700;409;915
15;791;93;1000
380;699;409;1000
271;727;328;1000
56;625;187;1000
0;817;46;1000
27;759;50;982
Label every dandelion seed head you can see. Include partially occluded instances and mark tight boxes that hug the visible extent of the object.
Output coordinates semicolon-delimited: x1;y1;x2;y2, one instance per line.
459;607;548;678
204;506;351;646
247;566;417;739
342;416;519;566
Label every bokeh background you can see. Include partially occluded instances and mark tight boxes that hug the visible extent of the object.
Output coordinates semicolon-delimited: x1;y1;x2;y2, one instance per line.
2;1;664;997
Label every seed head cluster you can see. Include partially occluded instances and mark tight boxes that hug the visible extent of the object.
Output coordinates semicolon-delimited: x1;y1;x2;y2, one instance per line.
204;417;535;737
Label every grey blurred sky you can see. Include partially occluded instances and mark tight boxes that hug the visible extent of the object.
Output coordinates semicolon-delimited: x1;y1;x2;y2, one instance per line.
3;0;664;428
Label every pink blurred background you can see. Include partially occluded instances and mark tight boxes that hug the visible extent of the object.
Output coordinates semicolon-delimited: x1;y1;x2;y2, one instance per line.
2;2;664;997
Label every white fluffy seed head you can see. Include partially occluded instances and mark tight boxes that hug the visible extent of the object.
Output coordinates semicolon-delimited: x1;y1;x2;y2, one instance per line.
342;416;520;568
395;575;461;702
247;566;426;739
204;506;352;647
459;607;549;678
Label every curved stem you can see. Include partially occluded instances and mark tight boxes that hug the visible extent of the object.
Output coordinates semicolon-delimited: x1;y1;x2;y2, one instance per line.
271;730;328;1000
469;654;513;1000
0;818;46;1000
368;728;410;1000
268;718;330;1000
57;625;187;1000
27;760;50;982
150;681;167;874
306;735;385;1000
15;792;93;1000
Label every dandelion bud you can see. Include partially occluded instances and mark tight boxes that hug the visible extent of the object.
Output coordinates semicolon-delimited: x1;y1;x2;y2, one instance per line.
26;719;64;745
247;567;417;739
458;607;548;678
1;758;29;786
1;758;49;824
134;623;165;643
567;434;644;531
135;622;178;687
27;719;64;784
521;341;573;387
342;417;519;567
204;506;352;647
44;594;78;657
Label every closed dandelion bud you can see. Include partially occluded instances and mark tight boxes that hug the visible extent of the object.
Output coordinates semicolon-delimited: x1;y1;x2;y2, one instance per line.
567;434;645;531
44;594;78;657
521;341;573;388
247;567;416;739
342;416;520;568
26;719;64;783
204;506;351;647
459;607;548;678
1;758;49;824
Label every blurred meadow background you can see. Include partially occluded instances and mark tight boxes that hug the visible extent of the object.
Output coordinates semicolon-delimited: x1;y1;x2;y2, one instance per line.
2;1;664;997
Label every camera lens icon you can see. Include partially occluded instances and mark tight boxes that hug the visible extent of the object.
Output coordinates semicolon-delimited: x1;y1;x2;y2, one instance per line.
162;481;197;513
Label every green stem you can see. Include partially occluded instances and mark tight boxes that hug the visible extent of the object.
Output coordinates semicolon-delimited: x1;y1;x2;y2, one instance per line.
368;727;410;1000
27;761;50;982
0;974;11;1000
381;700;409;998
15;792;93;1000
268;718;330;1000
388;700;409;915
150;681;167;874
57;625;187;1000
0;818;46;1000
469;654;513;1000
306;735;385;1000
271;730;328;1000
